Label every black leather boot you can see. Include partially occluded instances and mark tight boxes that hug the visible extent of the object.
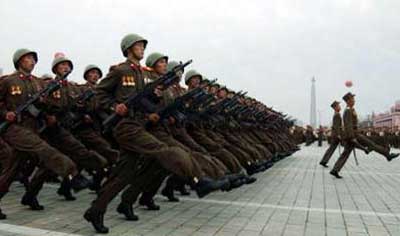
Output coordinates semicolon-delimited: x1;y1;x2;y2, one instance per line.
116;202;139;221
21;193;44;210
57;178;76;201
84;208;109;234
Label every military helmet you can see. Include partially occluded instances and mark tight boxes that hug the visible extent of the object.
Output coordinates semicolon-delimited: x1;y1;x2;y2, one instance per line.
120;34;148;57
51;56;73;74
145;52;168;68
201;77;210;84
210;83;220;88
167;61;180;72
184;69;202;85
83;64;102;80
13;48;38;69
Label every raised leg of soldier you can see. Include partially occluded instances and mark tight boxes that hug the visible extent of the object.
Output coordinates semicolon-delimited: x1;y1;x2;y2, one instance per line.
74;128;119;165
2;125;78;179
114;120;200;180
357;134;399;161
43;126;108;171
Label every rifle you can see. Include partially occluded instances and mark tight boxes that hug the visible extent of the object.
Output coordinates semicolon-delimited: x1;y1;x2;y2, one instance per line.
0;73;69;134
201;91;246;117
60;89;96;130
102;60;192;133
157;79;217;121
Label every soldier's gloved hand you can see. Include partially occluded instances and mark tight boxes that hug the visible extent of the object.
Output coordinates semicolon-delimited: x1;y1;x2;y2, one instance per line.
148;113;160;123
46;115;57;126
5;112;16;122
115;103;128;116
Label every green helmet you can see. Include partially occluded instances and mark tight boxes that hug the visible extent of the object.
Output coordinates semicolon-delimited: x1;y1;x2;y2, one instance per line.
211;83;220;88
120;33;148;57
13;48;38;69
184;69;202;85
167;61;179;72
145;52;168;68
83;64;102;80
52;56;73;74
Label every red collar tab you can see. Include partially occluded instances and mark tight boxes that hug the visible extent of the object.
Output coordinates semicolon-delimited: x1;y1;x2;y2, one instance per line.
19;73;33;81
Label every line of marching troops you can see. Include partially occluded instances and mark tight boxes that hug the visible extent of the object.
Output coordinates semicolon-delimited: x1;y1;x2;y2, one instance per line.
295;95;400;179
302;125;400;150
0;33;300;234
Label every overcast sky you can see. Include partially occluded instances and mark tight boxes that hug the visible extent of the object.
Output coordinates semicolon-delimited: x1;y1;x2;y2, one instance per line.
1;0;399;125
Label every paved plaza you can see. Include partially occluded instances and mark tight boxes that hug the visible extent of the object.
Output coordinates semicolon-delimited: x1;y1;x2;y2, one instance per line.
1;144;400;236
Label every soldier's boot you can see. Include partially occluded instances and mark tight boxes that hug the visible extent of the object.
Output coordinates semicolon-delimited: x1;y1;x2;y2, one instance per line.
21;193;44;211
139;193;160;211
84;208;109;234
242;175;257;185
57;178;76;201
329;170;343;179
264;160;274;169
116;202;139;221
218;177;231;192
70;174;91;192
178;184;190;196
161;178;179;202
225;174;244;189
89;170;106;193
0;193;7;220
173;177;190;196
0;208;6;220
246;164;259;175
387;153;400;161
193;177;225;198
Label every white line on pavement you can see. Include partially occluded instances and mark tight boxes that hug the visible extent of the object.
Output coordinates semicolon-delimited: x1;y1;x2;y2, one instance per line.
270;167;400;176
181;197;400;218
0;222;83;236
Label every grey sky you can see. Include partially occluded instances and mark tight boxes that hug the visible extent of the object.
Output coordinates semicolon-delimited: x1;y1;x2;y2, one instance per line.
1;0;399;125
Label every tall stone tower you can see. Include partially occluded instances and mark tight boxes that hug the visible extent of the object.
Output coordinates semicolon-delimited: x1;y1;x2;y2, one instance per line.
310;77;317;128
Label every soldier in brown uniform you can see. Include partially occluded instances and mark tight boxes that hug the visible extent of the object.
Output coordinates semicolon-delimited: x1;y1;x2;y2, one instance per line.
24;56;108;203
84;34;222;233
73;65;120;192
320;101;342;167
330;93;399;178
0;49;90;218
185;72;244;175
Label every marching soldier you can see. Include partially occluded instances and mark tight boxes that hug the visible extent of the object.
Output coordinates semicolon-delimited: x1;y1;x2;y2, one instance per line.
84;34;222;233
73;65;120;191
320;101;342;167
330;93;399;178
23;56;108;203
0;49;90;217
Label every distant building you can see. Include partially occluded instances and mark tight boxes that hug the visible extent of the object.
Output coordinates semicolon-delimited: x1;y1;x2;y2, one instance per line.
359;114;374;128
372;101;400;128
0;67;3;76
